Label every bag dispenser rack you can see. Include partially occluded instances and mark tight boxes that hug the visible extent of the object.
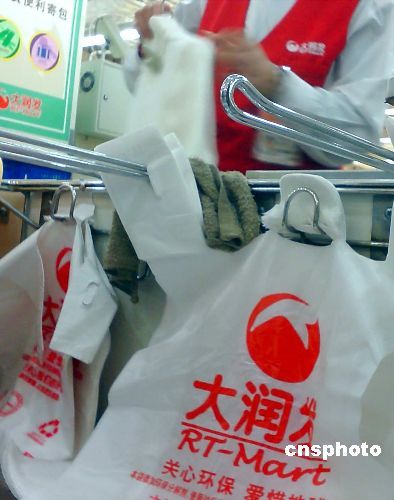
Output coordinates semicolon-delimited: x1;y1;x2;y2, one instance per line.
0;74;393;179
1;73;394;250
220;74;394;174
0;129;148;180
1;179;391;252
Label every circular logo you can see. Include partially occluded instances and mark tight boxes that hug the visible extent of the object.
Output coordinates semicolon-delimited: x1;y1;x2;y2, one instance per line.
80;71;95;92
39;419;60;438
0;18;21;60
246;293;320;383
56;247;72;293
0;390;24;417
0;88;9;109
30;33;60;71
286;40;299;53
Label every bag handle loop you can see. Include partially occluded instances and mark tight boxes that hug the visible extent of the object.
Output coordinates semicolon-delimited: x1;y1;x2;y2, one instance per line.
282;187;329;238
263;173;347;242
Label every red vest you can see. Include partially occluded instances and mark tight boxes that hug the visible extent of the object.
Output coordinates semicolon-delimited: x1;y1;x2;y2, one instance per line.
199;0;359;172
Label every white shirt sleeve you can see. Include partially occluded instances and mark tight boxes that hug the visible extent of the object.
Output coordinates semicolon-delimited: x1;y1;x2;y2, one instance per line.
275;0;394;166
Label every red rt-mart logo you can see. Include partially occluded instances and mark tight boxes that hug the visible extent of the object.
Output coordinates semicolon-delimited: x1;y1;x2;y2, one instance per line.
56;247;72;293
246;293;320;383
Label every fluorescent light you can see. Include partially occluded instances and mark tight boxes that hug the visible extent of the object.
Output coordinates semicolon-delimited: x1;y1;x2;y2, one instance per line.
380;137;392;145
82;34;106;48
82;28;139;48
120;28;140;42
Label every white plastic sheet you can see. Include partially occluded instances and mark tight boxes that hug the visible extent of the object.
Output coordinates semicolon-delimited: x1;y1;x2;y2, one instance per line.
0;204;117;498
126;15;217;166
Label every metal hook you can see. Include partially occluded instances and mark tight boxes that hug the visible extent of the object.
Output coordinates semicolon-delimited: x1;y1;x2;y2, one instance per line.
282;187;328;237
50;183;77;222
220;74;394;174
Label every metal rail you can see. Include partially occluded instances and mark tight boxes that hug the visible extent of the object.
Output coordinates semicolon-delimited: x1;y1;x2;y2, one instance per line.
220;74;394;174
4;176;394;195
1;73;393;179
1;74;394;253
0;129;148;179
0;74;392;180
1;178;391;252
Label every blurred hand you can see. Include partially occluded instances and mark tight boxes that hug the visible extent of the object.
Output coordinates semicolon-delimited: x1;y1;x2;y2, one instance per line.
208;30;280;97
134;1;172;39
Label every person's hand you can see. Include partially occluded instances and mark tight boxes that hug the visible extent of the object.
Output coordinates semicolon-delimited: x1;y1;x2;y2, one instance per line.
134;1;172;40
208;30;280;98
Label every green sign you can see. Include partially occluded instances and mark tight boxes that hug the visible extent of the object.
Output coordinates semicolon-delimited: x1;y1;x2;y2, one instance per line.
0;0;86;141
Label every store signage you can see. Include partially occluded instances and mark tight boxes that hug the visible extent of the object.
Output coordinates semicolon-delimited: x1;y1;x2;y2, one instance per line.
0;0;86;141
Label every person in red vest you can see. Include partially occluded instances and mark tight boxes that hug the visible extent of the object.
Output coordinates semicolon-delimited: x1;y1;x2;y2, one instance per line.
129;0;394;173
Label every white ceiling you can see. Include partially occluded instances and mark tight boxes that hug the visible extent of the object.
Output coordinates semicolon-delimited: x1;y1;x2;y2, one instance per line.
85;0;180;28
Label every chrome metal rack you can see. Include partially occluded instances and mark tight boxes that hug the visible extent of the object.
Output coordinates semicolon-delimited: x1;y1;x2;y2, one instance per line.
220;74;394;175
1;74;394;254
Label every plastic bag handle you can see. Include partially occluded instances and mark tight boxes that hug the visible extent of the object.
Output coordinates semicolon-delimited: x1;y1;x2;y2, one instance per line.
282;187;329;238
262;174;347;242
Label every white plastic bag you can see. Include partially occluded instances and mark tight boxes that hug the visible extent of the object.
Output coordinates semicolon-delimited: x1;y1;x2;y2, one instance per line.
0;218;76;460
51;217;117;365
127;15;217;165
51;216;117;452
0;276;43;410
25;131;394;500
0;206;117;498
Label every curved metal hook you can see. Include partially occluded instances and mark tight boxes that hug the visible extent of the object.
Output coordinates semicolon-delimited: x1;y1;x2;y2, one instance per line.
220;74;394;173
50;183;77;222
282;187;327;237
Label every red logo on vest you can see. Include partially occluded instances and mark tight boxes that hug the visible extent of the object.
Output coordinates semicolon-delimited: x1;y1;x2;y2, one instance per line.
246;293;320;383
285;40;326;56
56;247;72;293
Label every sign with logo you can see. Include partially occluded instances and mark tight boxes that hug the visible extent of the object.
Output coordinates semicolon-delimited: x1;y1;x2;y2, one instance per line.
0;0;86;141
